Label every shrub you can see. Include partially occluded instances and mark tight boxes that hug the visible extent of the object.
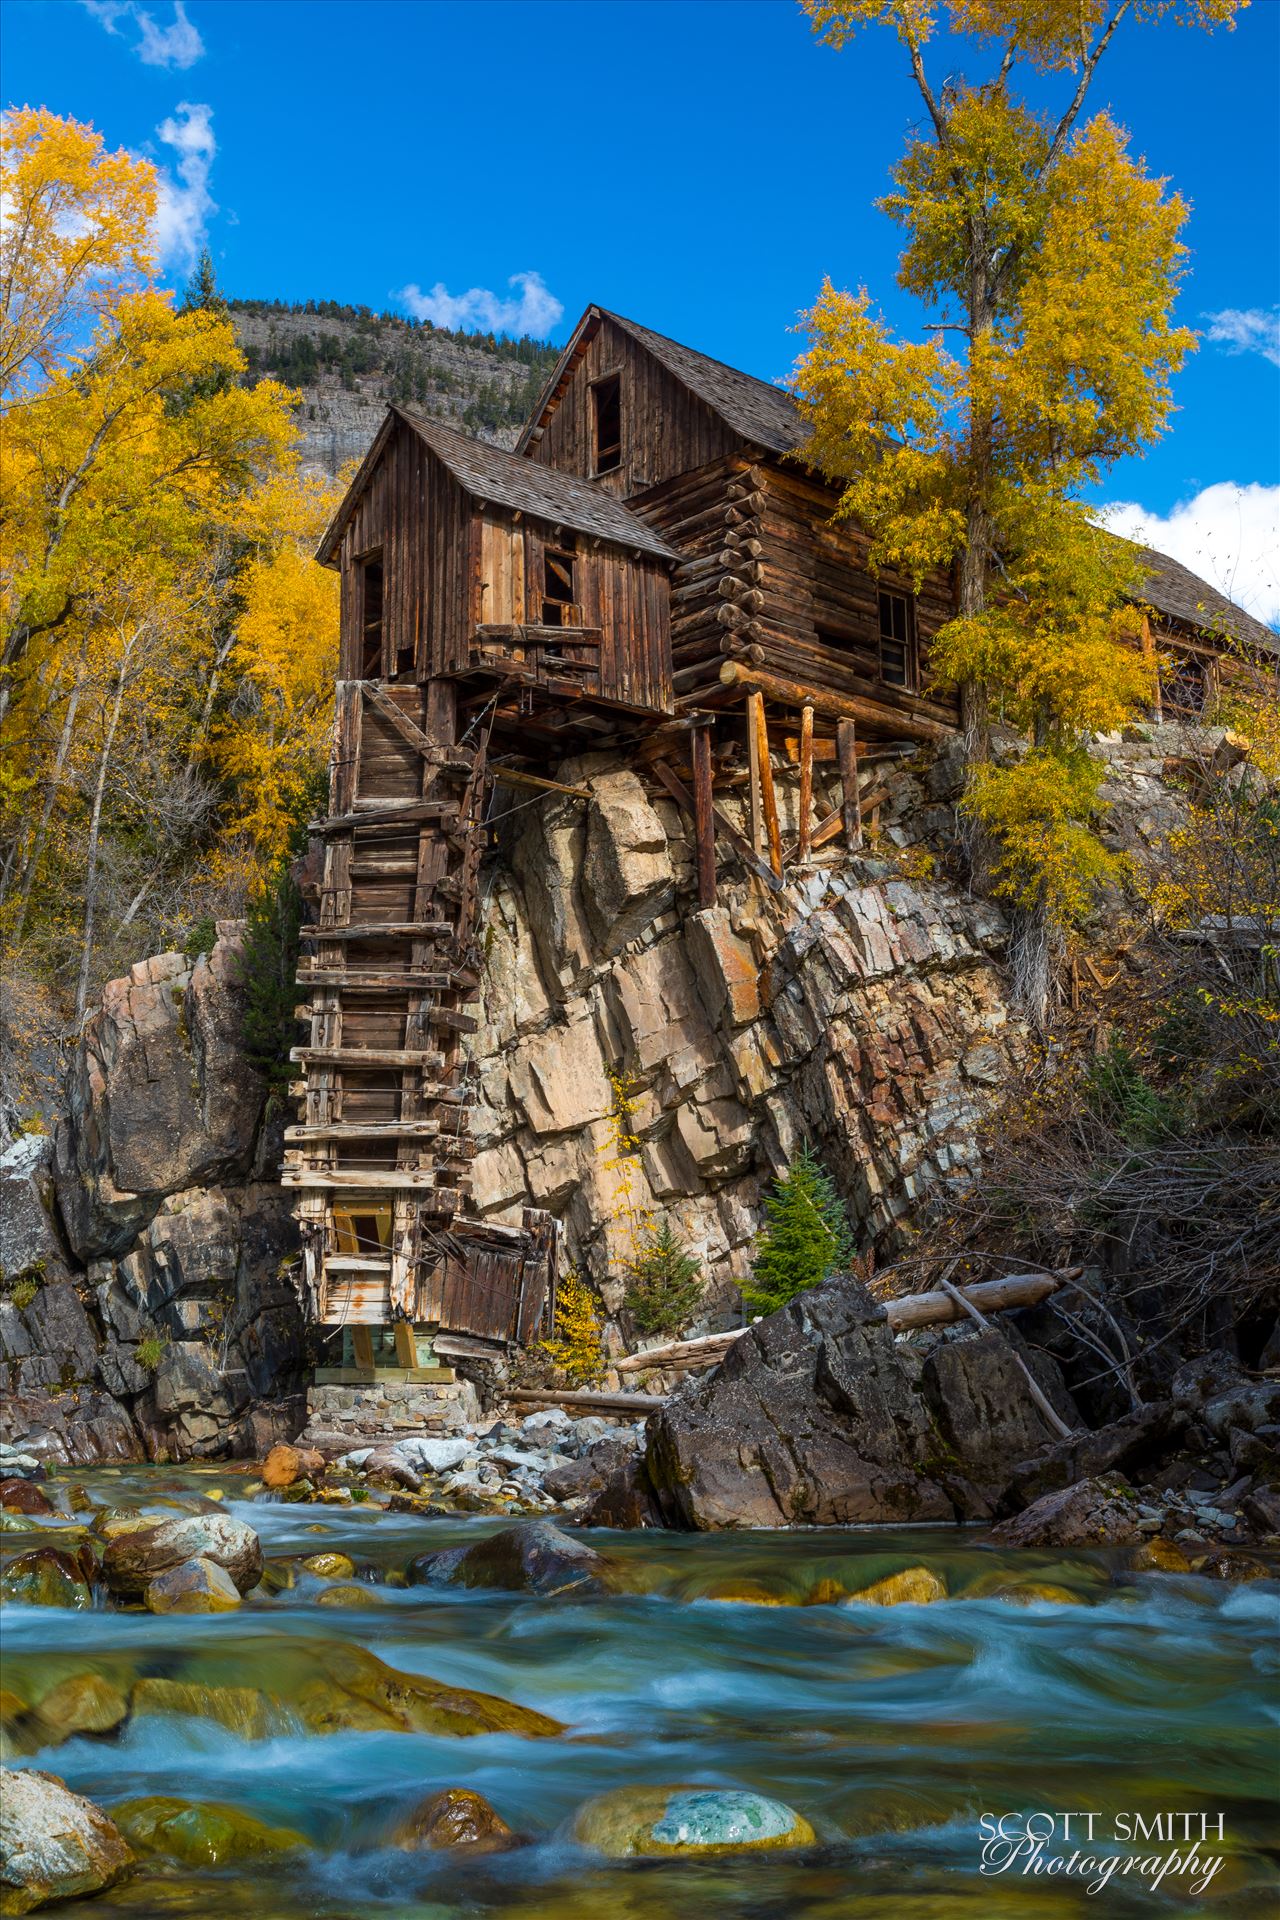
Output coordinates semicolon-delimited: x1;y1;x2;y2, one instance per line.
625;1220;703;1338
743;1145;857;1317
540;1269;605;1386
183;915;218;963
10;1275;40;1310
136;1335;166;1372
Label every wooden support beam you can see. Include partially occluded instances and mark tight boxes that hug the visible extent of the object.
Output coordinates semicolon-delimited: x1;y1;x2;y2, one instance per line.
651;760;784;894
302;922;454;941
351;1326;375;1371
751;691;783;879
719;660;948;744
311;800;458;836
797;705;814;863
492;766;592;800
290;1046;458;1076
691;720;717;909
296;968;478;991
746;691;765;859
285;1121;473;1145
357;680;437;757
837;720;863;852
283;1170;466;1199
503;1386;664;1415
392;1320;419;1368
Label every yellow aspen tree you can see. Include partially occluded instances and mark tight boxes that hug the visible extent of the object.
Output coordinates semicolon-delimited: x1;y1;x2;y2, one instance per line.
794;0;1244;1016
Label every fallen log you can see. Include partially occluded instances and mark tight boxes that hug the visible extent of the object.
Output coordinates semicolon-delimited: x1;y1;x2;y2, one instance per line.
502;1386;665;1415
613;1270;1081;1374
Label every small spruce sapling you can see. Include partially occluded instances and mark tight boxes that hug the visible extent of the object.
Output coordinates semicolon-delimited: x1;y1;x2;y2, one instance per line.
625;1220;703;1338
744;1145;856;1316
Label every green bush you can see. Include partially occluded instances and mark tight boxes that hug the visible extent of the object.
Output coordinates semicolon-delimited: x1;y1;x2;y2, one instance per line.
10;1275;40;1310
743;1145;856;1317
625;1220;703;1338
183;915;218;963
1083;1041;1180;1145
136;1335;166;1372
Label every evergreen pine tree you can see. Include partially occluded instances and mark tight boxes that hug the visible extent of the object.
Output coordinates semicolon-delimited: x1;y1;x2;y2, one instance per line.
180;248;226;314
625;1220;703;1338
743;1145;856;1317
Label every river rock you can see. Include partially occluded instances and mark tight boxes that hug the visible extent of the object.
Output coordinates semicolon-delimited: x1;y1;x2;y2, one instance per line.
144;1556;242;1614
0;1482;53;1517
0;1767;133;1912
989;1474;1143;1548
26;1674;129;1744
394;1436;471;1474
300;1551;355;1579
130;1679;273;1740
407;1520;609;1597
0;1548;95;1610
113;1797;305;1867
571;1785;814;1857
101;1511;263;1598
846;1566;947;1606
387;1787;516;1853
0;1452;43;1483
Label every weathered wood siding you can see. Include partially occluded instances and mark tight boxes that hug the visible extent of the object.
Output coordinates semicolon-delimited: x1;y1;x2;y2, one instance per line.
526;314;740;499
336;418;469;682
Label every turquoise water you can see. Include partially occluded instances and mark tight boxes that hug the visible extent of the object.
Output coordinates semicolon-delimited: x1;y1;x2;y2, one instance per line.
2;1467;1277;1917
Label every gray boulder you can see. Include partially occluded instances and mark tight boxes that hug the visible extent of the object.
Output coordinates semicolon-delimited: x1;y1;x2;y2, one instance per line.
408;1521;609;1596
101;1511;264;1598
0;1135;68;1284
989;1473;1143;1548
0;1768;133;1910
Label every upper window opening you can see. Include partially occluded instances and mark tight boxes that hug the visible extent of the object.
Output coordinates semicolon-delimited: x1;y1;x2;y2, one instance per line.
358;554;384;678
591;374;622;475
1161;654;1207;716
541;547;577;627
878;589;915;689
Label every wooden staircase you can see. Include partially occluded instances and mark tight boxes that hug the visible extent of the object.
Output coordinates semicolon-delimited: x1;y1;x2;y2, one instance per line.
287;679;554;1346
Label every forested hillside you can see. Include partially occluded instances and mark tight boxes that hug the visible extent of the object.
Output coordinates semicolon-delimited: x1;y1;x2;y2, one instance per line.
231;299;560;474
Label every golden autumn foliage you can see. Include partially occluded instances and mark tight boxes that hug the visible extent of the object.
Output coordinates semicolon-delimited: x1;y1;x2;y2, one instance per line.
794;0;1245;978
0;108;341;1038
540;1269;606;1387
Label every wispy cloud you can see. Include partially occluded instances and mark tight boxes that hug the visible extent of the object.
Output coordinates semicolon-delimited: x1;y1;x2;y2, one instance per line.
81;0;204;70
1098;482;1280;631
397;271;563;339
153;101;216;273
1202;306;1280;369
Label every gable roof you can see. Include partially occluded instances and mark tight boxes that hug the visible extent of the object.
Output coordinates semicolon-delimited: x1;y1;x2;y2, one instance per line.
317;405;679;566
515;304;808;461
1133;542;1277;656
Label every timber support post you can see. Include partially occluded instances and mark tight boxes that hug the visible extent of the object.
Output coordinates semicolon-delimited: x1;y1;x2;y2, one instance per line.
797;704;814;863
837;719;863;852
691;720;717;908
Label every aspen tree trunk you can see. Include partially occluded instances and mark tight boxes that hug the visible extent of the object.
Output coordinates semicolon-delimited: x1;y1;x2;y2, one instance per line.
8;646;90;931
75;636;136;1028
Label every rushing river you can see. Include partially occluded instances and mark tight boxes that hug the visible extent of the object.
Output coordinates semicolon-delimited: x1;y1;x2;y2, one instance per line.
2;1466;1277;1918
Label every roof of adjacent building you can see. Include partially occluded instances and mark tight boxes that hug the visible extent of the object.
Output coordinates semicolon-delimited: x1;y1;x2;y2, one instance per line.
1132;542;1276;654
317;406;679;565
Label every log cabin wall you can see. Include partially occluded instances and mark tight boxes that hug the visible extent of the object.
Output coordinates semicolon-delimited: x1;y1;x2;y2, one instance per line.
524;314;741;498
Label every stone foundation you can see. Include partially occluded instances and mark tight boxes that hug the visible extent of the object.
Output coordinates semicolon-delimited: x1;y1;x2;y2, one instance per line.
304;1376;483;1441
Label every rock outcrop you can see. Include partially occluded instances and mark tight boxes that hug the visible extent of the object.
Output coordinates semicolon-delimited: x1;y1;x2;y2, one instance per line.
1;929;304;1465
643;1274;1079;1529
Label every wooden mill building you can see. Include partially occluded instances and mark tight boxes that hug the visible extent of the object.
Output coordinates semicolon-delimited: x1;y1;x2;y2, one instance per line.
289;304;1276;1366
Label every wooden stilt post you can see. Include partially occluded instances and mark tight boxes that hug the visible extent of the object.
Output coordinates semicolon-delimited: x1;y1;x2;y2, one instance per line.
352;1326;375;1371
837;719;863;852
1142;614;1162;723
392;1320;418;1368
753;692;783;880
691;720;717;909
746;691;765;860
797;704;814;863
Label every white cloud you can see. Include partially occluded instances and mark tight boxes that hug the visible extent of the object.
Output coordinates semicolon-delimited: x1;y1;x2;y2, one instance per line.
81;0;205;69
153;101;216;273
1098;482;1280;631
1202;306;1280;369
397;270;563;339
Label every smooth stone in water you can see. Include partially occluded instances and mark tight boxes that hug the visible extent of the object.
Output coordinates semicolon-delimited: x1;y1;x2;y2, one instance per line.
0;1549;95;1610
26;1674;128;1744
113;1797;306;1867
571;1785;814;1857
102;1512;263;1599
846;1566;947;1606
144;1557;242;1615
408;1520;608;1597
0;1483;53;1518
0;1767;133;1912
387;1788;516;1853
130;1679;273;1741
314;1582;382;1608
300;1551;355;1579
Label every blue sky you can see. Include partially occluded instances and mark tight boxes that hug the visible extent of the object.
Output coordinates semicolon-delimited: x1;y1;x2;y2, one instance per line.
4;0;1278;619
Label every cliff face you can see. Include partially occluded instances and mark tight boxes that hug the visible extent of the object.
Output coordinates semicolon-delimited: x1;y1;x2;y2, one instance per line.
1;729;1199;1461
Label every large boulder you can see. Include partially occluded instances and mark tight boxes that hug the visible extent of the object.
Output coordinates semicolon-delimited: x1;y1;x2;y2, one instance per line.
581;769;674;954
54;936;266;1260
645;1275;1084;1530
101;1512;263;1599
0;1768;133;1912
989;1473;1143;1549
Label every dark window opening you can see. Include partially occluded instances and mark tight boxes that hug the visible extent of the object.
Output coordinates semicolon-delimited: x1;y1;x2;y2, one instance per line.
878;589;915;689
541;547;577;627
1161;654;1207;715
591;374;622;474
358;554;384;678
